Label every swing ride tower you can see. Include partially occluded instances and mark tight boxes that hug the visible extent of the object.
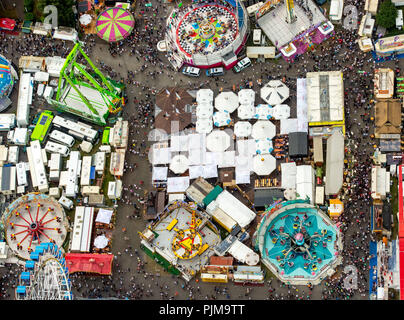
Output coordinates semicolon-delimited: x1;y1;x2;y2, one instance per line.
48;42;125;126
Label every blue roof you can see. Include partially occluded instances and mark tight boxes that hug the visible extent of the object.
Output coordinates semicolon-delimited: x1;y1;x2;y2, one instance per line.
16;286;26;294
90;166;96;179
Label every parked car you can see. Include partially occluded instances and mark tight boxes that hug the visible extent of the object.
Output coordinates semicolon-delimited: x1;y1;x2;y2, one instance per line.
233;57;251;73
182;66;201;77
206;67;225;77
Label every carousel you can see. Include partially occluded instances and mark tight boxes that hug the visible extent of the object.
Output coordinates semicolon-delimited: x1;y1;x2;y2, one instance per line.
164;0;248;69
255;201;343;285
3;193;69;260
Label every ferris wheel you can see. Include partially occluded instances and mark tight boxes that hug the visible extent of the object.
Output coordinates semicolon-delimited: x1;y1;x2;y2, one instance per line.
15;242;73;300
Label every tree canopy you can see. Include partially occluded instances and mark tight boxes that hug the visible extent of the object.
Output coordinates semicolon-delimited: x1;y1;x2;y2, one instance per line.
376;0;398;29
33;0;76;27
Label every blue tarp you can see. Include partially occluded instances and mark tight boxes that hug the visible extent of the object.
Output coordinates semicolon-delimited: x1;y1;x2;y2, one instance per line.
16;286;26;294
30;252;39;261
369;241;377;298
25;260;35;269
90;166;96;180
20;272;30;281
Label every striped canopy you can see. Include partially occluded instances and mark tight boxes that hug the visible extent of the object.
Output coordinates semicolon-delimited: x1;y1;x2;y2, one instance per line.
96;7;134;42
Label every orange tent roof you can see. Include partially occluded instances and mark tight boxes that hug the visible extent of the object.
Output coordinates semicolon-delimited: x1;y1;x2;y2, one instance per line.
65;253;113;275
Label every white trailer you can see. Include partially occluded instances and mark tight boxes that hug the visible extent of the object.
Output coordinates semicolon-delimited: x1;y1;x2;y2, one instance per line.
81;207;94;252
44;141;70;157
52;115;98;143
65;151;81;198
80;156;92;186
7;146;18;164
16;162;28;186
58;195;73;210
0;114;16;131
94;152;106;175
48;153;62;171
12;127;29;145
16;73;33;127
27;140;48;192
70;206;85;252
49;130;75;147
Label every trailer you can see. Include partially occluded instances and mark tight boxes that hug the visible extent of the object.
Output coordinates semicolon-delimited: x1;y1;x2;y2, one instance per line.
52;115;98;143
16;162;28;186
49;129;75;147
16;73;33;127
45;141;70;157
80;156;92;186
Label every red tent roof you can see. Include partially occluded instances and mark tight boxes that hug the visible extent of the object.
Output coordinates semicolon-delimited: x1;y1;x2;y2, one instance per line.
209;256;234;266
65;253;114;275
0;18;15;30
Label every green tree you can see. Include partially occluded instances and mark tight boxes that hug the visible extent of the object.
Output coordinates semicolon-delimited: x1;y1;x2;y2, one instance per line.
24;12;34;21
33;0;76;27
24;0;34;12
376;0;398;29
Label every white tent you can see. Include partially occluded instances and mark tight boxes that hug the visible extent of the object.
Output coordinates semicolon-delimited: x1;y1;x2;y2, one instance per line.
94;235;109;249
169;154;190;174
206;130;231;152
196;118;213;134
196;103;214;119
215;91;239;113
253;154;276;176
203;164;218;178
95;208;114;224
188;133;206;151
152;166;168;181
251;121;276;140
254;104;273;120
79;14;92;26
150;146;171;165
217;151;236;168
234;121;252;138
213;111;231;127
284;188;297;200
235;169;251;184
260;80;289;105
280;118;298;135
148;128;169;141
167;176;190;193
272;104;290;119
255;139;273;154
237;139;256;157
189;164;218;179
189;165;204;179
238;104;255;120
197;88;214;104
281;162;297;189
171;135;189;152
238;89;255;105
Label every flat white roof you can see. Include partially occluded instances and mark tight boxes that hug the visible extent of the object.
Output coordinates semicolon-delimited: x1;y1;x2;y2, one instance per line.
306;71;344;124
214;190;256;228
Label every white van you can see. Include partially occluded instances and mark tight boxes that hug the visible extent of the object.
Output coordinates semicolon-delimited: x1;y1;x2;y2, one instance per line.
45;141;71;157
233;57;252;73
182;66;201;77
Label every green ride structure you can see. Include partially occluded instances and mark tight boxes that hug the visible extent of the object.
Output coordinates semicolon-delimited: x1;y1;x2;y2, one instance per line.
47;42;125;126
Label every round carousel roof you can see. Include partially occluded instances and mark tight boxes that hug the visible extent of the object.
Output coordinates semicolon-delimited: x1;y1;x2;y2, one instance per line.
256;201;342;285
